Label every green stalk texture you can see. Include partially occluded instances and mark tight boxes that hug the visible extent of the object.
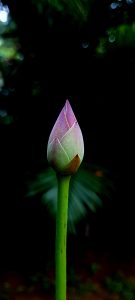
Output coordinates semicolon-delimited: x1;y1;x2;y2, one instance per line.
56;175;71;300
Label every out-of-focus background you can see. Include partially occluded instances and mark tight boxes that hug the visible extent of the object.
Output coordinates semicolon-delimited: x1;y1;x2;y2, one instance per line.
0;0;135;299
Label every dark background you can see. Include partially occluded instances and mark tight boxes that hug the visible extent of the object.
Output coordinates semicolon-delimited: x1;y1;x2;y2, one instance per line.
0;0;135;273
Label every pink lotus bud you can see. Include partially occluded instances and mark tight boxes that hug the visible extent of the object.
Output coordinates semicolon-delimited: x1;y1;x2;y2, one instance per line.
47;100;84;175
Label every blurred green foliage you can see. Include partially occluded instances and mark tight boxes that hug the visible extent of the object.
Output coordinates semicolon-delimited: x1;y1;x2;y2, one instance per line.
67;267;97;293
0;114;14;125
96;22;135;56
1;0;135;100
26;165;113;232
89;262;101;275
105;272;135;299
32;0;92;22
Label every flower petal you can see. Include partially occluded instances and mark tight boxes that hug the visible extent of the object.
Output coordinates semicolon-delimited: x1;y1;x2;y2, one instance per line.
61;121;84;163
48;107;69;144
48;100;77;144
47;138;70;172
65;100;77;127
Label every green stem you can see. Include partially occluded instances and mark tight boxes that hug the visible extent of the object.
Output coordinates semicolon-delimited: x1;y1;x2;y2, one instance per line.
56;175;71;300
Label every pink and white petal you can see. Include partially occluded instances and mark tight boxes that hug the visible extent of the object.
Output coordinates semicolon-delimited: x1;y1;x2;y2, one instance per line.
47;138;70;172
61;122;84;162
48;106;69;144
65;100;77;128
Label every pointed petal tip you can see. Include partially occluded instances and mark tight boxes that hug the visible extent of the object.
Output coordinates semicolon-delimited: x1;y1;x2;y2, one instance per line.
65;99;71;108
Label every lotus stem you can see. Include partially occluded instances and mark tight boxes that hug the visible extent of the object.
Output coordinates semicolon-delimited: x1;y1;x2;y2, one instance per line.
55;175;71;300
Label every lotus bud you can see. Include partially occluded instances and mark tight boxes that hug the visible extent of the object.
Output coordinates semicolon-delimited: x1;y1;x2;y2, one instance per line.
47;100;84;175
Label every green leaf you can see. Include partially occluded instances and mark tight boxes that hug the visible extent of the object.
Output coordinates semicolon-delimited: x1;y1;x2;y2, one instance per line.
26;165;113;232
